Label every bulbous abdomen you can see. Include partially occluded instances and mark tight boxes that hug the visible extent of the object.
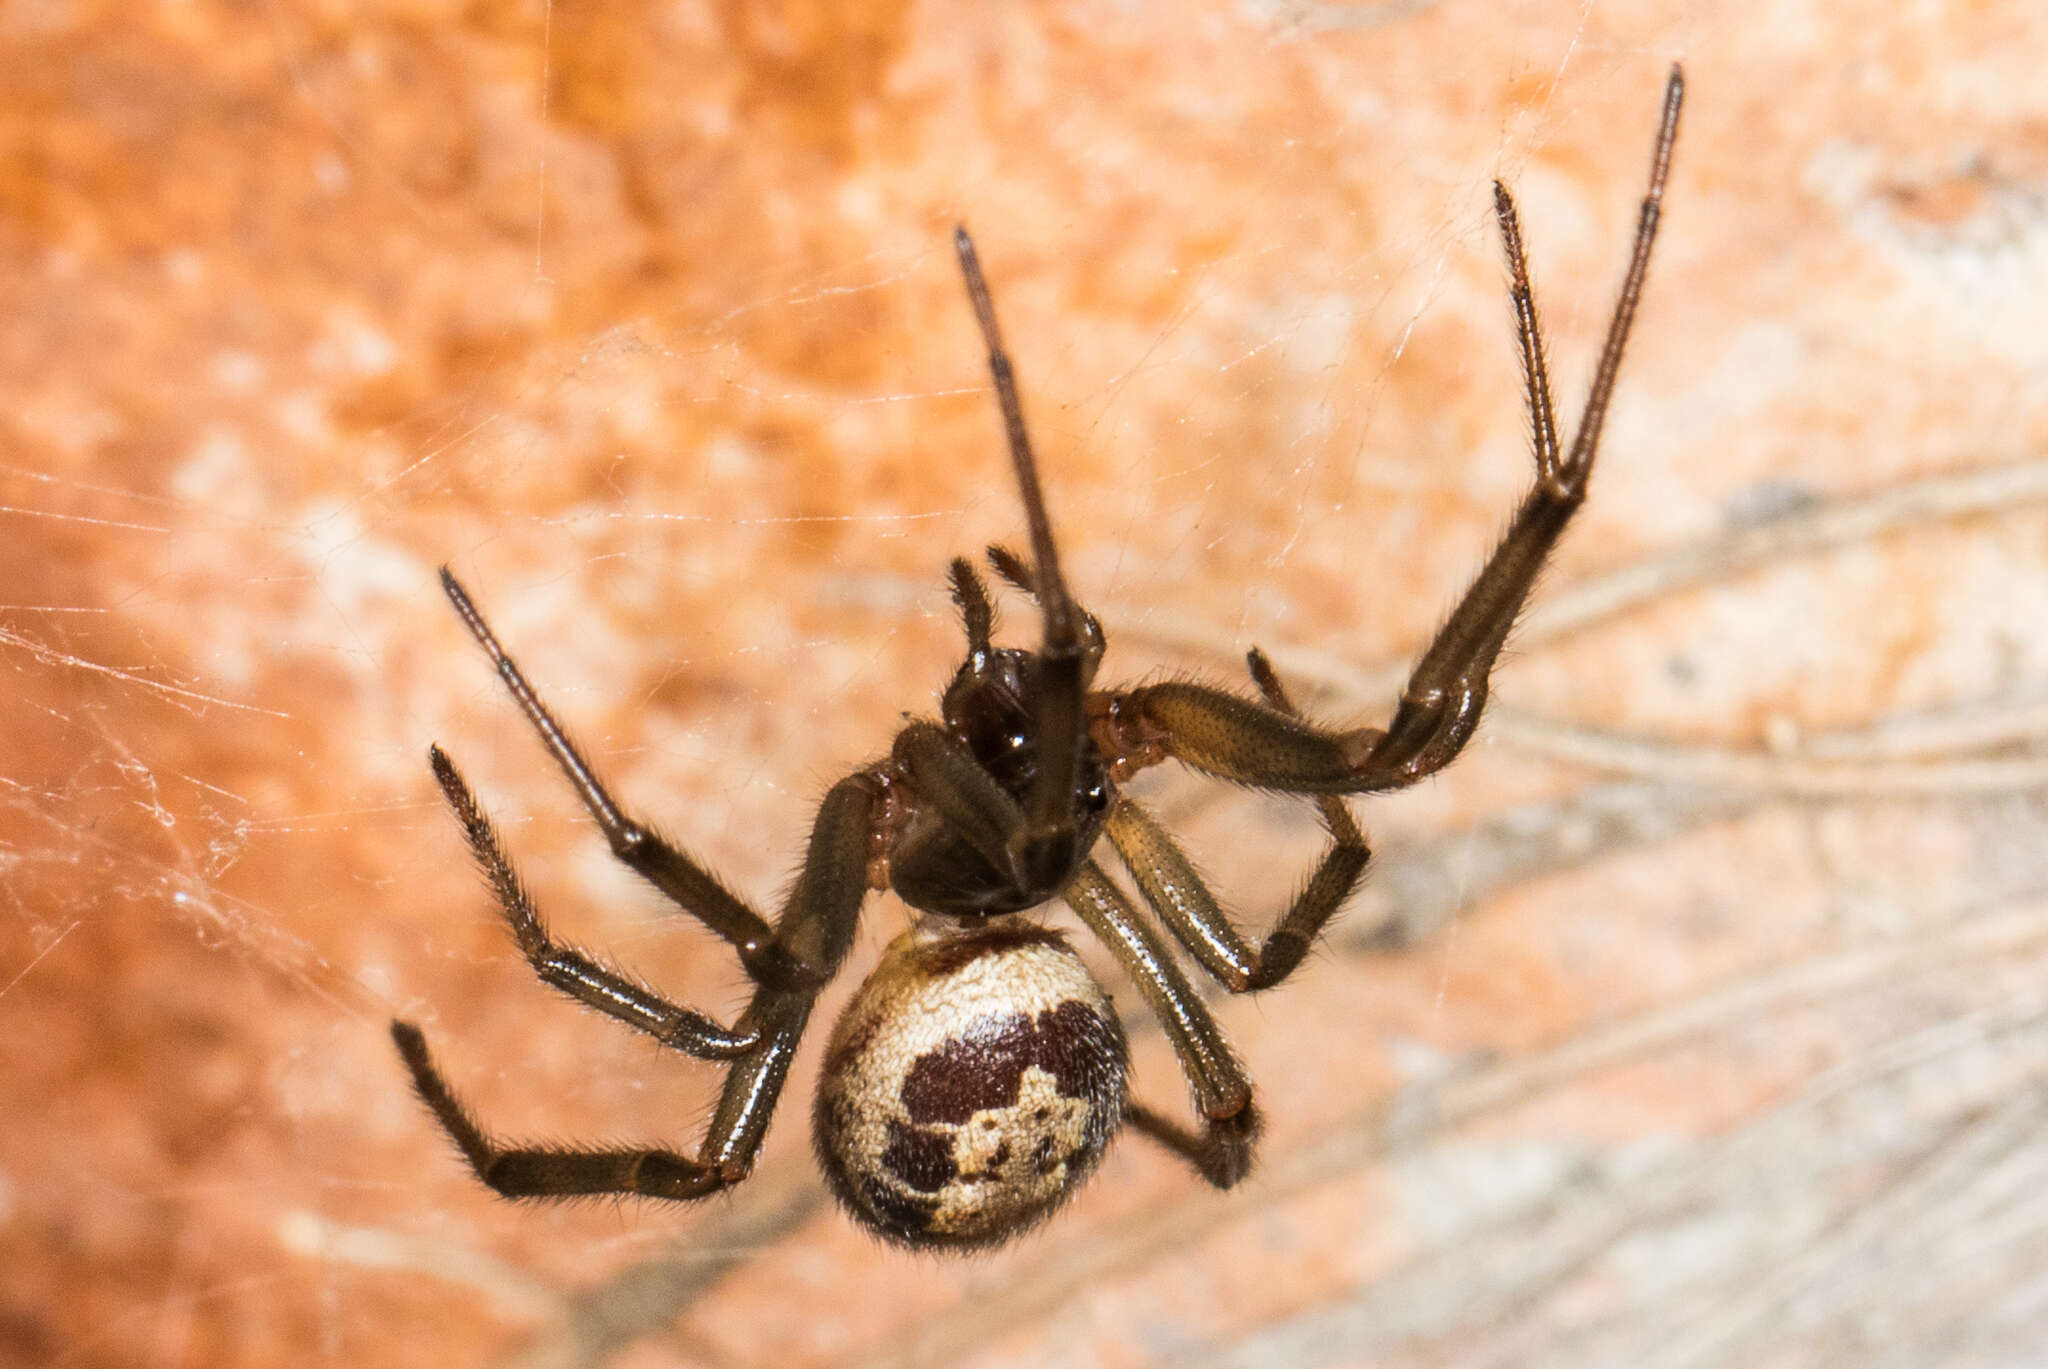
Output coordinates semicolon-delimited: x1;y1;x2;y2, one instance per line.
812;924;1128;1248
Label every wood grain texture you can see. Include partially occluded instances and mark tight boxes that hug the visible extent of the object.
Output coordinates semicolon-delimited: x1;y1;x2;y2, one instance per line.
4;2;2047;1366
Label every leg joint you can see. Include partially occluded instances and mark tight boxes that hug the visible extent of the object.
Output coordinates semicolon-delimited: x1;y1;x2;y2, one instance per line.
608;820;651;860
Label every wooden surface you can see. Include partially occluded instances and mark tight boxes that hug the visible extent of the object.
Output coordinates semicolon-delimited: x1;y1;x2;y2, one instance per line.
5;2;2048;1366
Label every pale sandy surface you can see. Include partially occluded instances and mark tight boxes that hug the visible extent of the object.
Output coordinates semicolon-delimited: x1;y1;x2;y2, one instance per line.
5;2;2048;1367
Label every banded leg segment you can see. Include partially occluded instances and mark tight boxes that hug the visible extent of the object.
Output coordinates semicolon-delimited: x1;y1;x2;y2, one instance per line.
438;568;810;988
1124;1101;1261;1189
393;773;879;1202
1363;67;1682;782
1105;650;1370;992
427;744;756;1058
392;1021;734;1200
1065;862;1261;1187
1112;68;1684;797
1107;798;1366;993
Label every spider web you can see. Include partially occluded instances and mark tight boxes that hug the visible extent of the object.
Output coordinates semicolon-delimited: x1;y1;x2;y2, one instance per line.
10;2;2048;1367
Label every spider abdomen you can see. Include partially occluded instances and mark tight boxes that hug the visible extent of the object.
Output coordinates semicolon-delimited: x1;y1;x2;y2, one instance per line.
812;924;1127;1248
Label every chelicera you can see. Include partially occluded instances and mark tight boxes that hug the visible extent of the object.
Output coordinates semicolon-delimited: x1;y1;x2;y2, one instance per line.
392;69;1683;1249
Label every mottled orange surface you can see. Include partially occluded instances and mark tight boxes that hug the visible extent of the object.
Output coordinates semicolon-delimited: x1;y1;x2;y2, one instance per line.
5;3;2048;1368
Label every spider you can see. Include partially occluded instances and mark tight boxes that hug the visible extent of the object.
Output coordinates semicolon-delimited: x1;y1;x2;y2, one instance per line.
392;67;1684;1249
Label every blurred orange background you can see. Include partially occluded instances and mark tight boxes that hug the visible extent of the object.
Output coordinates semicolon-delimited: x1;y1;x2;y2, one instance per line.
5;2;2048;1366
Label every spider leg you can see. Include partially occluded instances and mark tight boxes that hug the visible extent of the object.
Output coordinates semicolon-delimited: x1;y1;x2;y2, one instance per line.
1103;677;1370;793
1102;650;1371;992
1123;1102;1260;1188
393;773;875;1201
948;557;996;662
391;1020;733;1199
1358;65;1682;783
666;774;878;1180
1107;67;1683;796
984;543;1036;598
1245;646;1367;817
890;720;1026;878
954;229;1095;892
1065;861;1261;1187
438;568;812;988
428;744;757;1058
987;544;1107;662
1107;795;1362;992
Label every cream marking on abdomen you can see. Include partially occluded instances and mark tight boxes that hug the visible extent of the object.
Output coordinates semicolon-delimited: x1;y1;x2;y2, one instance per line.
812;924;1128;1247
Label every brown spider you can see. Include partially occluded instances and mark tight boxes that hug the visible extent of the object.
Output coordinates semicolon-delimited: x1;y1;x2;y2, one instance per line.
391;67;1683;1249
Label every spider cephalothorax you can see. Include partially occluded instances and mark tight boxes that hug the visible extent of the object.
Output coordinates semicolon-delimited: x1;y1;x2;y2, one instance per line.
885;570;1114;919
390;69;1684;1249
